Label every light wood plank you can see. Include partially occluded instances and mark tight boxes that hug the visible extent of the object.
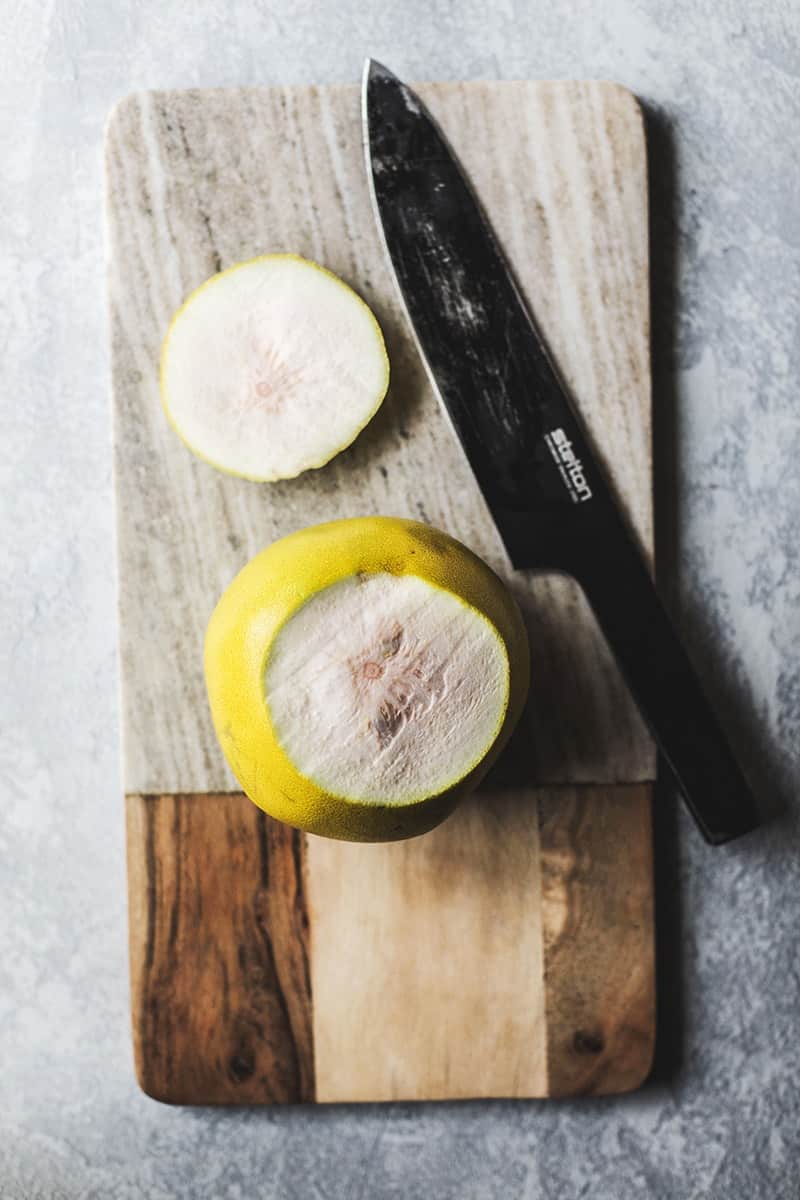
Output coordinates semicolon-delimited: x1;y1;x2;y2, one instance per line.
307;788;548;1102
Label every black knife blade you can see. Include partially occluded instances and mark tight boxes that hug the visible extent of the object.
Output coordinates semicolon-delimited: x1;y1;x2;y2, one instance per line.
363;59;759;844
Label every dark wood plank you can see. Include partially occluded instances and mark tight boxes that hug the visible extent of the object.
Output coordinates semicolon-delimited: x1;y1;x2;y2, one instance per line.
539;784;655;1096
126;793;314;1104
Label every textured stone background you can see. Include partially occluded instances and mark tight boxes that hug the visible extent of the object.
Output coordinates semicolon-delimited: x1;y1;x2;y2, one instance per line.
1;1;798;1197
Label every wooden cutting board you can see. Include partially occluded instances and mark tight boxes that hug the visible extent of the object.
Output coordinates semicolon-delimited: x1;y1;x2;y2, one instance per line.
106;79;656;1103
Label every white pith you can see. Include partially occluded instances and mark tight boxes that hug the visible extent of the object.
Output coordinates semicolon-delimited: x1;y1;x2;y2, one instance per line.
162;257;387;480
264;572;509;805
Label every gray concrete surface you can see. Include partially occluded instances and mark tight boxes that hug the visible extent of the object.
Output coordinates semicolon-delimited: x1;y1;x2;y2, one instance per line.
1;1;798;1196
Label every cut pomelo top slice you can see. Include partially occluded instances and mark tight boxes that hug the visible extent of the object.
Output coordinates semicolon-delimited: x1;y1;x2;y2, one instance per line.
205;517;530;842
265;571;510;805
160;254;389;481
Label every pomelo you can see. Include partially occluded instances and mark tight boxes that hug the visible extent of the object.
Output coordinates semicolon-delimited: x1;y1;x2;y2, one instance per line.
161;254;389;481
205;517;529;841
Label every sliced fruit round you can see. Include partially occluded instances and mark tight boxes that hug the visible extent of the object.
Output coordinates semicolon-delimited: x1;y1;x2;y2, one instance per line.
204;517;530;842
160;254;389;481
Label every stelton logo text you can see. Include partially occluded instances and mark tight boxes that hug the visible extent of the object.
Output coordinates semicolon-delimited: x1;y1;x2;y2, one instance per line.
544;427;593;503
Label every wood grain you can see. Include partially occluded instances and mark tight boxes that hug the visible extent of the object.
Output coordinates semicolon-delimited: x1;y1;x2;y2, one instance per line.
307;788;547;1102
126;785;655;1101
539;785;655;1096
107;80;655;795
126;793;314;1104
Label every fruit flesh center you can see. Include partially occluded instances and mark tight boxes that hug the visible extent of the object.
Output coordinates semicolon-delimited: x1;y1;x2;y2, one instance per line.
264;572;509;805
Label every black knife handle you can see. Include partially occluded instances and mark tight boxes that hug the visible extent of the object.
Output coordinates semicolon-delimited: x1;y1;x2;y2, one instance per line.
572;539;759;845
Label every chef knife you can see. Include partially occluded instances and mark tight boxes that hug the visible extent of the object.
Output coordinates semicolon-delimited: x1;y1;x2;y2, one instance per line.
363;60;759;845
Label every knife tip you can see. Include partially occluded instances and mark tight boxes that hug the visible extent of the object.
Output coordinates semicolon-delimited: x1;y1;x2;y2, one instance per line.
362;58;398;89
